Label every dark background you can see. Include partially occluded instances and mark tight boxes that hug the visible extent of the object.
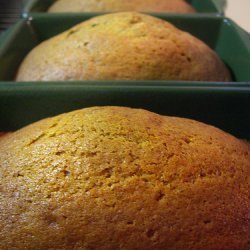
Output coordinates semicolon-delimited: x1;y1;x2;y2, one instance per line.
0;0;21;32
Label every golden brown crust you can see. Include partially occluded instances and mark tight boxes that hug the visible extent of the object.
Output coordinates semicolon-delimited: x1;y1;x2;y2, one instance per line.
16;12;231;82
0;106;249;249
48;0;196;13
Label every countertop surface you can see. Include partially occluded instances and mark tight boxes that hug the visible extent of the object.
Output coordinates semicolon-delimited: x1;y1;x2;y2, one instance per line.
226;0;250;33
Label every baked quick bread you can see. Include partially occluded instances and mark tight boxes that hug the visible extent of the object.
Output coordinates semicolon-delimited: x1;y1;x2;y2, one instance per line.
48;0;195;13
16;12;231;82
0;106;249;249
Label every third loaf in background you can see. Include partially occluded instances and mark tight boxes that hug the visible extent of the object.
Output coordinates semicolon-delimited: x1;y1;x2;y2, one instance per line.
48;0;196;13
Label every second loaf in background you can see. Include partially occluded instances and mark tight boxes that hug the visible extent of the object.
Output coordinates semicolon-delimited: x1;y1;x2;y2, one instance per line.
16;12;231;82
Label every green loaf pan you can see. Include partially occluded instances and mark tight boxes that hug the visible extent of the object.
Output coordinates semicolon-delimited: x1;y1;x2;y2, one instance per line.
0;14;249;83
22;0;226;17
0;83;250;140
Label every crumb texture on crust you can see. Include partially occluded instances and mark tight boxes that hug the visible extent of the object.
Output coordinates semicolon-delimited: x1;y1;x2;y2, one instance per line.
0;106;249;249
48;0;196;13
16;12;231;82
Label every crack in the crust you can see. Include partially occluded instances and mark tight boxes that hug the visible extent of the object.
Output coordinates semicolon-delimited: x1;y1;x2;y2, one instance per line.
25;132;47;146
90;23;99;28
25;121;60;147
65;27;81;38
146;228;156;239
129;16;142;24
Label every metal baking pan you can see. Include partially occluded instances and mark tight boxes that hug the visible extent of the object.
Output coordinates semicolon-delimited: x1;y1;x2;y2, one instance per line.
0;15;249;82
0;83;249;140
22;0;227;17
